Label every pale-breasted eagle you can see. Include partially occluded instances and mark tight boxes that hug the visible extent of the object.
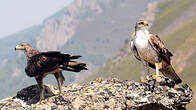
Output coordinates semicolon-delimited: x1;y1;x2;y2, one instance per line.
130;19;182;84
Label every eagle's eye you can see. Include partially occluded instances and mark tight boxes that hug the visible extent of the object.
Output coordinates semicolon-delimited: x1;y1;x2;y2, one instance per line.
138;22;144;25
21;44;24;47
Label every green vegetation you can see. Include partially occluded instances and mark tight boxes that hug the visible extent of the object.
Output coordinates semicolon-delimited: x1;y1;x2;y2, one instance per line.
85;55;142;82
164;18;196;51
152;0;196;34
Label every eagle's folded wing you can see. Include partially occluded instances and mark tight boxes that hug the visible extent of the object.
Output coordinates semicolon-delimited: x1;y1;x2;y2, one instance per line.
148;34;165;52
25;54;61;76
39;51;71;58
149;34;173;64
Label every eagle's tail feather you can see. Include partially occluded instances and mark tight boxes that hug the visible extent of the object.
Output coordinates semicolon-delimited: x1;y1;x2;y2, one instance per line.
69;55;82;59
161;64;182;84
62;61;87;72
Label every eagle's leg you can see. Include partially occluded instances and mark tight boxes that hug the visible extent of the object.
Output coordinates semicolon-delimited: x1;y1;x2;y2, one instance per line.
141;60;150;82
54;70;65;95
35;76;45;101
152;57;163;78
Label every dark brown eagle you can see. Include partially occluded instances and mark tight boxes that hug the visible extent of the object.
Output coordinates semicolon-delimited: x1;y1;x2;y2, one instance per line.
15;42;87;100
130;19;182;84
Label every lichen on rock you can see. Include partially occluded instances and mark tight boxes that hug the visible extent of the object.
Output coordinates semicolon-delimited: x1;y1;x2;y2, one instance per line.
0;76;193;110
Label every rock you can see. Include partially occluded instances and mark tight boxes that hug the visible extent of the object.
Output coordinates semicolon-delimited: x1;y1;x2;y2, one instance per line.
0;76;193;110
15;85;55;105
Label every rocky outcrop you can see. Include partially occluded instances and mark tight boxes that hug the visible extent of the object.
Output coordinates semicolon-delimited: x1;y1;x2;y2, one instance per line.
0;76;193;110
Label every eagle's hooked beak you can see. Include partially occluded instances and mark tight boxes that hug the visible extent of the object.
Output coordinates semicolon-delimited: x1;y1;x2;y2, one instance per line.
15;45;24;51
143;21;148;26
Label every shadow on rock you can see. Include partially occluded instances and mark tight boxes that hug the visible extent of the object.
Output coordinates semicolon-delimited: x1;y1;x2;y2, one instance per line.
14;85;55;105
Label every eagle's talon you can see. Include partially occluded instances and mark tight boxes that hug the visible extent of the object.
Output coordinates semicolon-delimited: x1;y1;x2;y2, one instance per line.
38;98;46;104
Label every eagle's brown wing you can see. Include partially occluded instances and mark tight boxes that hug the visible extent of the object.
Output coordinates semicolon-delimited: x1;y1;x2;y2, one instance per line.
148;34;181;84
25;51;87;77
25;52;62;77
148;34;173;64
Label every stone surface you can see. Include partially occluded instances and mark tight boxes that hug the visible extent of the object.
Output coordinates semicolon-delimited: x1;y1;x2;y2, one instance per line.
0;76;193;110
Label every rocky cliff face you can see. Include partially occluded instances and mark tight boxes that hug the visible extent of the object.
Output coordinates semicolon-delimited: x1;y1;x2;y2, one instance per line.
0;76;193;110
36;0;103;51
36;0;120;51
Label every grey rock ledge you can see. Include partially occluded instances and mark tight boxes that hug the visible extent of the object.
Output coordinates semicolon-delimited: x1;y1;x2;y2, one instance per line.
0;76;193;110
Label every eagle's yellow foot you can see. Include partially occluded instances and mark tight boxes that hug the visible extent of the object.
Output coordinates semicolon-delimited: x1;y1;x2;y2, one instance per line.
141;79;147;83
40;98;46;103
174;84;180;88
38;97;45;103
152;74;163;78
40;97;45;101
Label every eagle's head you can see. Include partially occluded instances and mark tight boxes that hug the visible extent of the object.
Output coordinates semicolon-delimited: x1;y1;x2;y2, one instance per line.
15;42;33;52
135;19;149;31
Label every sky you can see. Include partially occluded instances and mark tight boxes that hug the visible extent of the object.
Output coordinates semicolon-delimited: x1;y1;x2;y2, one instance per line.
0;0;73;38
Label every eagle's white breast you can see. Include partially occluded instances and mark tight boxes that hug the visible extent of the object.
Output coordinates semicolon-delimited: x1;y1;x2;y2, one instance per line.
134;29;150;48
